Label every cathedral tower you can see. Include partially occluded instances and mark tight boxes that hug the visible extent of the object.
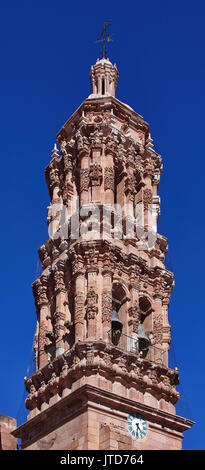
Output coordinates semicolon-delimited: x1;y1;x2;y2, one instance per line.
13;57;193;450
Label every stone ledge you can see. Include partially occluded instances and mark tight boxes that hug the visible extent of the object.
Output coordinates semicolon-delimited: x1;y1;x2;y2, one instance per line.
24;339;180;415
12;383;194;449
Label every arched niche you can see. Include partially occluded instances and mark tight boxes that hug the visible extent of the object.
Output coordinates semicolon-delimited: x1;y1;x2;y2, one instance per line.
111;282;129;348
138;295;153;336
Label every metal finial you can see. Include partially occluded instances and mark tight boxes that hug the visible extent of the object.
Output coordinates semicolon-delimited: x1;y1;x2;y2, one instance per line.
96;21;113;59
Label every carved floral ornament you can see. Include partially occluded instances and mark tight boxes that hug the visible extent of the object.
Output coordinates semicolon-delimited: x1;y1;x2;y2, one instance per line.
102;291;112;323
89;163;102;186
74;293;85;324
80;168;89;192
128;304;140;333
150;313;163;345
87;289;98;320
85;110;111;124
38;322;49;353
104;166;114;191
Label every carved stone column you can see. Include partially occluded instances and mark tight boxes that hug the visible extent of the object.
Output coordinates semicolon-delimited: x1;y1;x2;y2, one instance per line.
33;320;39;371
162;295;171;367
72;255;86;341
53;261;67;357
143;187;153;232
101;289;112;341
104;139;115;205
128;265;140;336
78;133;90;206
86;248;99;339
62;150;74;218
128;302;139;337
34;276;50;369
102;261;113;341
49;164;61;204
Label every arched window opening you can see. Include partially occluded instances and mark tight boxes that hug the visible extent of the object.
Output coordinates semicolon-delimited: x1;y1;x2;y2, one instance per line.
102;78;105;95
111;298;122;345
137;296;152;356
139;296;152;331
111;283;127;346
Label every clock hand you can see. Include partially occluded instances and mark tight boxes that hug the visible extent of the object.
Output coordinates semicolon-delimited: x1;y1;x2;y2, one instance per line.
137;423;143;436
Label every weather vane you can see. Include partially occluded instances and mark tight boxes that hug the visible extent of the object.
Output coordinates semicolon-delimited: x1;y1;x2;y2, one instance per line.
96;21;113;59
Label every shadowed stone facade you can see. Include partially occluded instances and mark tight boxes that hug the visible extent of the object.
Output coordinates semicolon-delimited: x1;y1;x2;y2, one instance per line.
12;57;194;450
0;415;17;450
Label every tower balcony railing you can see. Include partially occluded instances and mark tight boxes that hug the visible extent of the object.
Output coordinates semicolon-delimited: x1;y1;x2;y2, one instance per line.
108;330;166;365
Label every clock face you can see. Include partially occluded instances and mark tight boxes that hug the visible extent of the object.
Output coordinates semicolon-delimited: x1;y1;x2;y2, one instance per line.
127;413;148;440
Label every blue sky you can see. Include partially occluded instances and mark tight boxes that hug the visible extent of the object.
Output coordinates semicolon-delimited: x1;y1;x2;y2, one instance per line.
0;0;204;450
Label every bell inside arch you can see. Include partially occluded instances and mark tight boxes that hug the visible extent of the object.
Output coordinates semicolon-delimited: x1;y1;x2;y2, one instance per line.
111;307;123;331
137;323;149;351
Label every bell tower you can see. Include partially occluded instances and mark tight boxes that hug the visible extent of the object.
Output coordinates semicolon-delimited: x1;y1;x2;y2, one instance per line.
13;57;194;450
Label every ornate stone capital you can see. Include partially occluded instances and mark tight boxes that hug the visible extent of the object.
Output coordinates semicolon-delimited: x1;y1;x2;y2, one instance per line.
104;134;117;156
71;255;85;277
38;244;51;269
76;133;90;157
90;129;103;149
33;277;49;308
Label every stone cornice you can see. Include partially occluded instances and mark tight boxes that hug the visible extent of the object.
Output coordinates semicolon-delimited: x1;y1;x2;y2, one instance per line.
24;340;180;414
12;383;194;448
56;95;150;144
37;238;173;285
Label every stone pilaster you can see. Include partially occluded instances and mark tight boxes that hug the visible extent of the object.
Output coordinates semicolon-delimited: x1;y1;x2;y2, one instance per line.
33;276;50;369
102;264;113;341
53;260;67;357
72;255;86;341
